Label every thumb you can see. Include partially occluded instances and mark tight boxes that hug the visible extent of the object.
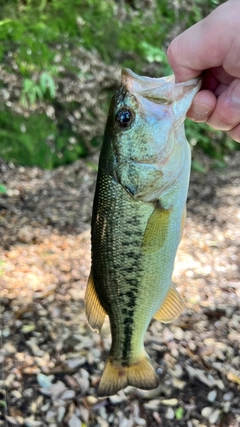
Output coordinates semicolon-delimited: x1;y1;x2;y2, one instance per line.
167;0;239;82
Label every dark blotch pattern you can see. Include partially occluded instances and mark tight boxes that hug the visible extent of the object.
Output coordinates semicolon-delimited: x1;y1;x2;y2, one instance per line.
91;170;147;363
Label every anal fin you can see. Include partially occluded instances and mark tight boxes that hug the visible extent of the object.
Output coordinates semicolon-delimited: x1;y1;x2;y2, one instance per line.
85;269;106;332
153;284;184;323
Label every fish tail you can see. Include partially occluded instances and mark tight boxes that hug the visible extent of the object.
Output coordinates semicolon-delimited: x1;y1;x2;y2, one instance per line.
98;354;159;397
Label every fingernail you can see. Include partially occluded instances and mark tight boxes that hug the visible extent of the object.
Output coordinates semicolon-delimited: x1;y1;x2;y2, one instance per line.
192;103;212;116
188;103;212;122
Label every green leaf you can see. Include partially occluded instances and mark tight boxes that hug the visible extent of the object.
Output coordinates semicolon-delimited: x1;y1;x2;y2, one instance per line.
35;85;44;101
21;324;36;333
175;407;184;420
0;184;7;194
0;19;13;26
192;160;207;173
40;72;56;99
212;159;227;169
140;41;167;64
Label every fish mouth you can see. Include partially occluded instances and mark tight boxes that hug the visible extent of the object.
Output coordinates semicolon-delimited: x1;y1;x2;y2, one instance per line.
122;68;201;104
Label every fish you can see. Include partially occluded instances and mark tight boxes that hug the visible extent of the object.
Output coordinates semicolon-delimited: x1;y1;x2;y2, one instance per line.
85;68;200;397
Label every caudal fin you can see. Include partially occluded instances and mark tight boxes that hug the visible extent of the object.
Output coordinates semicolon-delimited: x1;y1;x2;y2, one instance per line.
98;355;159;397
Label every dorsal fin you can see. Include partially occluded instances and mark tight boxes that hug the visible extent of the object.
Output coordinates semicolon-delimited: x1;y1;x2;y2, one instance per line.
85;269;106;332
153;284;184;323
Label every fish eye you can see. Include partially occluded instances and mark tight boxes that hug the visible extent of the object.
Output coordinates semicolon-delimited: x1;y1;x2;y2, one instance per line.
116;108;134;128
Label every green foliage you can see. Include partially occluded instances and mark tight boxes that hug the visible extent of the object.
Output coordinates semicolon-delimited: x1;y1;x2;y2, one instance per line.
0;108;87;169
21;72;56;107
191;159;207;174
0;0;237;168
1;0;224;76
21;79;44;106
175;407;184;420
140;42;166;64
0;184;7;194
185;119;239;159
40;72;56;99
0;0;227;73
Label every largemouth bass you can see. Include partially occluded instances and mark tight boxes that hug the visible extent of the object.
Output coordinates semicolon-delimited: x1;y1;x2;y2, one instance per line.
85;68;200;397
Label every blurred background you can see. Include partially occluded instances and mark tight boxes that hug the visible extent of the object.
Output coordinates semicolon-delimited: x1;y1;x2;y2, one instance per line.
0;0;237;173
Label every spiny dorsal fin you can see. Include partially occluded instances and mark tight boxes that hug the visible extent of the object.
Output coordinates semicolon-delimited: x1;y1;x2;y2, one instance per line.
142;205;172;253
98;354;159;397
85;269;106;332
153;284;184;323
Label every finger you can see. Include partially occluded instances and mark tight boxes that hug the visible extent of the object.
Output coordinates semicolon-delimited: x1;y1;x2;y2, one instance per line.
167;1;240;82
211;67;235;85
207;78;240;130
228;123;240;143
201;68;235;92
201;69;220;92
187;90;216;122
215;83;228;97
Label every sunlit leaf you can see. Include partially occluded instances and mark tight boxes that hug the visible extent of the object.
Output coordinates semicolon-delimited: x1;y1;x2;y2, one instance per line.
40;72;56;99
0;184;7;194
175;407;184;420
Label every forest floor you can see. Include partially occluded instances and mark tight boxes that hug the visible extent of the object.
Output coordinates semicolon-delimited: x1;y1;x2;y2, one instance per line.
0;152;240;427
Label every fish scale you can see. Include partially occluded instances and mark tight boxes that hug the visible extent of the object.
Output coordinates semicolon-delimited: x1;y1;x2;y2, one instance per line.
85;68;201;396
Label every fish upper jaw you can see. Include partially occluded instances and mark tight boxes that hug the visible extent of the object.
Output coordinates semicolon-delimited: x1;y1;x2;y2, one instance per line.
122;67;201;110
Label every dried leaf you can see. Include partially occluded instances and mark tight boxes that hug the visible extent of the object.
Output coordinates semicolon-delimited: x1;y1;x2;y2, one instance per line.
161;398;178;406
60;389;76;400
226;371;240;385
21;324;36;333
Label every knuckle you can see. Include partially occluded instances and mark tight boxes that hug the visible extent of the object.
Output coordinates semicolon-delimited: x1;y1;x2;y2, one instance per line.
208;80;240;130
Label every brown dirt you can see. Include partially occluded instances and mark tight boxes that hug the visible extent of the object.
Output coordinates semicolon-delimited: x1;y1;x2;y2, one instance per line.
0;152;240;427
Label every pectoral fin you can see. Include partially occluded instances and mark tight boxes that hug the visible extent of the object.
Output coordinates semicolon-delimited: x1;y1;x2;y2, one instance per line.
142;205;172;253
153;284;184;323
85;269;106;332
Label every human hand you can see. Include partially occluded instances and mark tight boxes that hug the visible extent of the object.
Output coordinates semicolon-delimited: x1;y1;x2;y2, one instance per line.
167;0;240;142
